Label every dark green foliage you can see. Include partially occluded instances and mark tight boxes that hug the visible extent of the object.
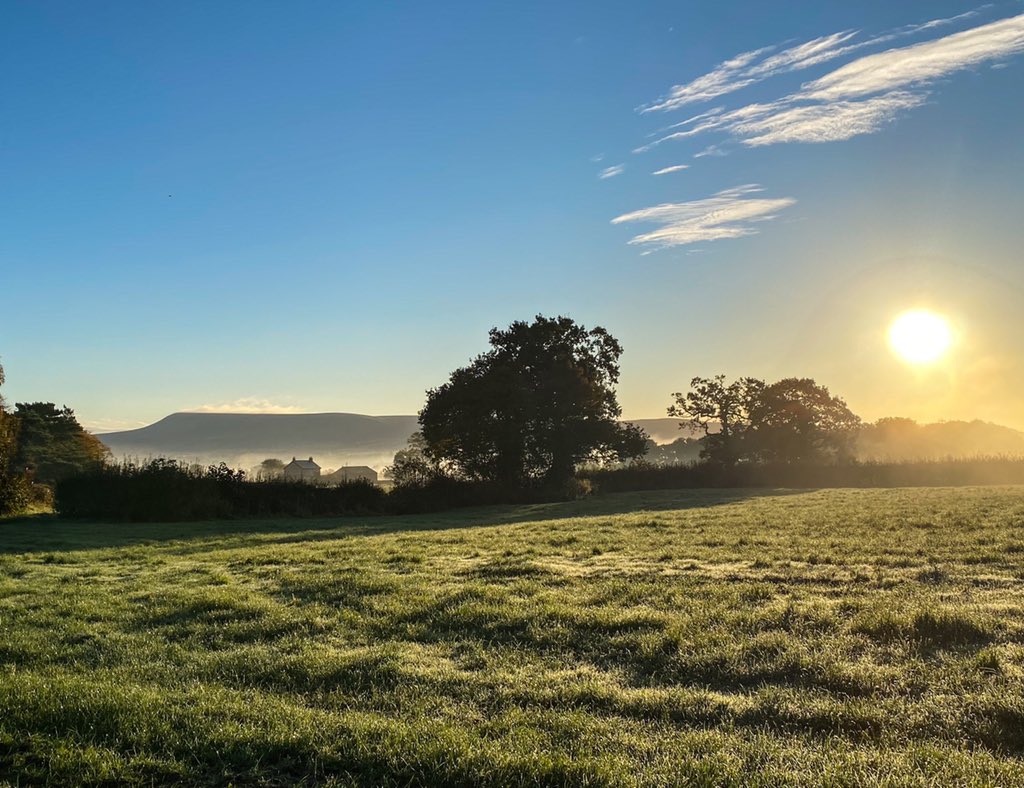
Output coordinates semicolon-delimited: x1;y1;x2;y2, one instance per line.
0;470;30;515
12;402;110;484
56;458;594;521
420;315;648;487
56;459;387;521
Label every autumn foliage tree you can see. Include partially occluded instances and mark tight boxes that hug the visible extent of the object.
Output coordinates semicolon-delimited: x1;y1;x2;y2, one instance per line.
420;315;648;487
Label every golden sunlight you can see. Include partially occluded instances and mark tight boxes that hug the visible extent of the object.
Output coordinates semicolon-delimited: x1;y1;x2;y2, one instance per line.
888;309;953;365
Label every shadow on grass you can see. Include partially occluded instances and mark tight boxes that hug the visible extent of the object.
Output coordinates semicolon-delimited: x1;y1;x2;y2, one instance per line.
0;488;805;555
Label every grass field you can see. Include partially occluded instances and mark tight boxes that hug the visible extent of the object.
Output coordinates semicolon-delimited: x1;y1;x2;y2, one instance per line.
3;487;1024;786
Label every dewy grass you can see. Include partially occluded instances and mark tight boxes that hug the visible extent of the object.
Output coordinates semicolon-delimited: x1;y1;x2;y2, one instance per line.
3;486;1024;785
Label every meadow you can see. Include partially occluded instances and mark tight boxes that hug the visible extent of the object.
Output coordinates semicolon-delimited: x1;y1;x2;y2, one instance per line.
2;486;1024;786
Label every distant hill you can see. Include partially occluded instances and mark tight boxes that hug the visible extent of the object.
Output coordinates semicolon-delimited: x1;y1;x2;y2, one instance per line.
98;413;421;472
96;412;1024;473
858;419;1024;461
96;413;697;472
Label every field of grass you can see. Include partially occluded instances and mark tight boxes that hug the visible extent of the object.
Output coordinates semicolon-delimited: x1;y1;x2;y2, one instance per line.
3;487;1024;785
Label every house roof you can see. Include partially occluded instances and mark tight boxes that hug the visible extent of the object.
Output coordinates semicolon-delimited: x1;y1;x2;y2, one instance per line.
285;458;320;470
324;465;377;476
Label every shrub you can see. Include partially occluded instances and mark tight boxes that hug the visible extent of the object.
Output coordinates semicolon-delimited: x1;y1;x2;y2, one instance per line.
56;459;387;522
0;472;30;516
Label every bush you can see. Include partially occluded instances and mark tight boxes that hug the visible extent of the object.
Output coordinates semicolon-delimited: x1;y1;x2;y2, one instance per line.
0;472;30;516
56;460;387;522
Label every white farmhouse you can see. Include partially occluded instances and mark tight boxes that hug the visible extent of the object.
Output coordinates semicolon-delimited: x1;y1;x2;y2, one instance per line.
282;456;321;482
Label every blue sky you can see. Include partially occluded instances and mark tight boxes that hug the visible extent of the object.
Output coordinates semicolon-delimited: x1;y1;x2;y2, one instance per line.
2;1;1023;430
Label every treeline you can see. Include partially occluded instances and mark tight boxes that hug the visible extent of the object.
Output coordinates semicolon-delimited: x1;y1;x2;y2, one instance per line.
54;452;1024;522
19;315;1024;522
581;456;1024;492
53;458;579;521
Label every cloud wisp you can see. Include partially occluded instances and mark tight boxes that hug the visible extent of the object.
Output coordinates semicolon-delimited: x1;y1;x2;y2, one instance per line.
638;12;1024;149
611;185;796;251
652;164;690;175
800;12;1024;101
641;8;992;114
188;398;307;414
598;164;625;179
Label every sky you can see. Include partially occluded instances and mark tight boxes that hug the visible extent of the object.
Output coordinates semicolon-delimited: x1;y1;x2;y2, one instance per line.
2;1;1023;432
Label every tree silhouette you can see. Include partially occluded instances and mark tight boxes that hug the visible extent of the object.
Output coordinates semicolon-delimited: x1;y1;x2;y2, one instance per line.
384;432;436;487
256;458;285;480
668;375;764;465
746;378;861;464
670;375;860;465
420;315;647;487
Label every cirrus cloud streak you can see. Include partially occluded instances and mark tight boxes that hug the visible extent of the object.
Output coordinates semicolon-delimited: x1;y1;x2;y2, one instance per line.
611;185;796;251
641;11;1024;149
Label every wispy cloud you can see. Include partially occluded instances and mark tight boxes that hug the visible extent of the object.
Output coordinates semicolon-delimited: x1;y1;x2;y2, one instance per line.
611;185;796;251
641;8;994;113
694;143;727;158
799;12;1024;102
652;164;690;175
640;48;770;112
734;90;929;145
638;12;1024;149
599;164;625;179
188;398;307;414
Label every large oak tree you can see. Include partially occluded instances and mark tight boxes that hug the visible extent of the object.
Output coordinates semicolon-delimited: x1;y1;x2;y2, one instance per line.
420;315;647;487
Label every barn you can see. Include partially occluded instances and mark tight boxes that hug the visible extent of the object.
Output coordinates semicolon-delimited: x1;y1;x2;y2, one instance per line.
322;466;378;485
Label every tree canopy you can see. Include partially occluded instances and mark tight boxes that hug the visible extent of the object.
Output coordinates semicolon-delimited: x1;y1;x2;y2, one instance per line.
745;378;860;463
254;458;285;480
384;432;437;488
669;375;861;465
419;315;647;487
668;375;764;465
12;402;110;484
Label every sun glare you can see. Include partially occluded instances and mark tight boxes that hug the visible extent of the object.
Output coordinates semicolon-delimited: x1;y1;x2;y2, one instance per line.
888;310;952;365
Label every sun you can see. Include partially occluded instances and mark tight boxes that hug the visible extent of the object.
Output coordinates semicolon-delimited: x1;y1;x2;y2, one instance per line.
888;309;953;364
